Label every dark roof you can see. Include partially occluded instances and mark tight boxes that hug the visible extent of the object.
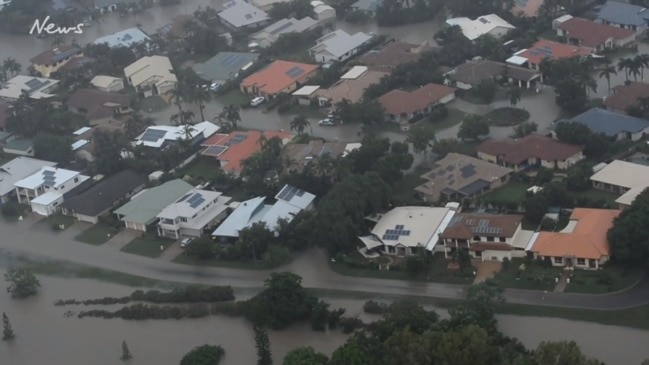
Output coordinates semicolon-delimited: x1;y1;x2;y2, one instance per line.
442;213;523;239
605;82;649;112
571;108;649;136
378;83;455;115
29;44;82;65
60;170;146;217
59;56;97;71
556;17;635;48
356;42;434;70
477;134;583;164
597;1;649;26
449;59;540;85
66;89;130;121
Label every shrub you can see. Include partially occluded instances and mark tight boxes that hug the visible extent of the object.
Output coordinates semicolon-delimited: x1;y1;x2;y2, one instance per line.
502;257;510;271
363;300;389;314
56;286;235;306
340;316;364;334
428;104;448;123
262;245;292;266
1;202;20;217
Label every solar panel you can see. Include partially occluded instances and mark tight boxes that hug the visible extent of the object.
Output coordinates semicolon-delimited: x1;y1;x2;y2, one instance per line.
295;189;305;197
177;193;192;202
140;129;166;142
395;225;404;230
225;133;248;146
285;66;304;78
205;145;228;156
43;170;55;176
270;21;294;35
190;197;205;208
403;230;410;236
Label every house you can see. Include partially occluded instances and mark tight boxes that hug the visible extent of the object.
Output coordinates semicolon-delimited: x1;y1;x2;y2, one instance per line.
14;166;90;216
570;108;649;141
292;85;321;105
114;179;194;231
445;59;541;90
90;75;125;92
240;60;319;97
29;44;83;78
597;1;649;34
201;130;293;175
351;0;383;15
555;16;636;51
250;17;318;48
212;184;315;237
445;14;515;41
3;139;34;157
358;206;457;256
378;83;456;125
507;39;592;71
441;213;534;261
93;0;128;13
192;52;259;84
218;0;269;30
309;30;372;63
476;134;584;171
415;153;513;202
528;208;621;269
94;27;153;49
60;170;146;223
0;157;56;204
281;140;360;171
311;1;336;21
135;121;220;148
356;41;433;71
66;89;132;125
604;82;649;113
58;56;97;72
124;55;177;96
0;76;59;100
0;0;11;10
157;189;233;238
590;160;649;208
314;66;388;105
250;0;290;10
512;0;545;18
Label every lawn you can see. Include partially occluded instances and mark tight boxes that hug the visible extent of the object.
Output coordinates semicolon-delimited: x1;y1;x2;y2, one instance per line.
42;213;75;231
565;265;644;294
429;108;466;133
494;259;563;291
121;235;175;258
173;253;288;270
572;188;619;207
481;182;530;207
216;89;249;107
484;107;530;127
76;224;119;245
182;157;222;182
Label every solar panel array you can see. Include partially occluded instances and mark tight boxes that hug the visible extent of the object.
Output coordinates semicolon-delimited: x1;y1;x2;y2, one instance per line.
529;46;554;58
43;170;56;187
270;21;294;35
225;133;248;146
285;66;305;78
25;78;51;92
140;129;167;142
205;145;228;156
469;219;503;235
177;193;193;202
221;53;246;68
381;225;411;241
52;47;80;63
277;185;305;201
319;146;332;156
186;193;205;208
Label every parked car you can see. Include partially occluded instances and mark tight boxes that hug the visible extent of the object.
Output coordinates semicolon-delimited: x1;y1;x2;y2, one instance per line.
318;118;335;126
250;96;265;107
180;237;195;248
209;82;221;91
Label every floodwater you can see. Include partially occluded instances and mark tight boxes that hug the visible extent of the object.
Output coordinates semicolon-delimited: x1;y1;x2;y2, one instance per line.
2;276;649;365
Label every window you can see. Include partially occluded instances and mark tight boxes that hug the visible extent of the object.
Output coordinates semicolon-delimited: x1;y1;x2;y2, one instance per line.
499;237;506;243
60;185;65;189
473;236;481;241
74;177;79;183
486;236;494;242
554;257;563;264
577;258;585;266
180;217;187;223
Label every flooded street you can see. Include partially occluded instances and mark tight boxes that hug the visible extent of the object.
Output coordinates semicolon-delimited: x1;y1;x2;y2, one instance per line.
2;275;649;365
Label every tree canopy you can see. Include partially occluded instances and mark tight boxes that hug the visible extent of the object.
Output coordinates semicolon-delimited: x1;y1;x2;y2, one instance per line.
180;344;225;365
5;267;40;299
607;187;649;265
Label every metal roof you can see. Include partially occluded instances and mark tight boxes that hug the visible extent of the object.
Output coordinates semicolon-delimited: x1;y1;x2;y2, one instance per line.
571;108;649;136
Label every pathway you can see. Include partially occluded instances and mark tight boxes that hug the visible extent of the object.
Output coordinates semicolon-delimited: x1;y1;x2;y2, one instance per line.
554;272;569;293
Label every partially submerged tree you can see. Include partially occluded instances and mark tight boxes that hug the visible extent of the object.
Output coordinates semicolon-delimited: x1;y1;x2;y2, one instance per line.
5;267;40;299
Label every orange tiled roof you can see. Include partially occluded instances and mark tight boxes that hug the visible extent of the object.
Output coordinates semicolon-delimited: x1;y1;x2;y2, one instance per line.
530;208;621;259
201;130;293;173
517;39;591;66
240;60;319;95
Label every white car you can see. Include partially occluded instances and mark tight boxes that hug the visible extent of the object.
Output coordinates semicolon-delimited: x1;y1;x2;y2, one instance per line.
180;237;195;248
209;82;221;91
318;118;335;126
250;96;265;107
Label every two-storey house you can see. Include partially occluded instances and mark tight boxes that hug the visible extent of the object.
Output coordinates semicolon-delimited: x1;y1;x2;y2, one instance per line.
157;189;232;239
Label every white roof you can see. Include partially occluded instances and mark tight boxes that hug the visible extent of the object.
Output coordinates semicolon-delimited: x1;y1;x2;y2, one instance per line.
340;66;368;80
310;30;372;59
124;55;177;89
72;126;92;135
252;17;317;45
554;14;573;24
14;166;83;190
71;139;89;151
292;85;320;96
91;75;122;89
212;196;269;237
218;0;269;28
445;14;515;41
0;75;59;100
274;184;315;210
31;191;63;206
590;160;649;189
157;189;224;220
135;121;220;148
94;27;152;48
342;143;361;157
312;2;334;14
506;55;528;66
251;0;289;8
0;157;57;197
616;184;649;206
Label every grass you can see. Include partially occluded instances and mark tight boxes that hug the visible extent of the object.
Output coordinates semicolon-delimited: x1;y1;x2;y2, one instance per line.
484;107;530;127
173;253;288;270
572;188;620;207
182;157;223;182
566;266;644;294
216;89;249;107
429;108;466;133
139;95;168;113
42;213;75;231
121;235;175;258
75;224;119;245
481;182;530;206
494;259;563;291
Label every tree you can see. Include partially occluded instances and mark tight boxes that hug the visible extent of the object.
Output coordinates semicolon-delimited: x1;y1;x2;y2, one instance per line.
180;344;225;365
184;237;217;260
607;187;649;265
2;313;14;341
618;57;633;81
457;249;472;273
507;86;522;107
535;340;597;365
599;62;617;94
435;325;495;365
190;85;213;121
431;138;464;157
473;79;498;105
512;121;538;138
554;79;588;114
254;325;272;365
33;132;74;164
283;347;328;365
238;222;275;261
5;267;40;299
2;57;21;77
93;130;127;175
406;123;435;158
289;114;311;136
120;340;133;361
220;104;241;131
457;115;489;141
565;163;593;191
169;83;186;113
124;113;154;139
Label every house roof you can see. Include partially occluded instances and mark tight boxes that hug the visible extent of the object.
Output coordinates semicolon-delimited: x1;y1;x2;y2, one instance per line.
66;89;130;121
0;75;60;100
590;160;649;190
415;153;512;199
477;134;583;165
60;170;146;217
31;191;63;206
94;27;152;48
281;140;348;168
616;184;649;207
218;0;269;28
292;85;320;96
240;60;319;95
251;17;318;46
0;100;8;129
351;0;383;12
365;206;456;250
378;83;456;115
315;69;388;104
448;59;540;86
570;108;649;136
59;56;97;71
157;188;225;220
529;208;621;259
441;213;523;239
14;166;85;190
135;121;220;148
512;0;544;17
597;1;649;27
4;138;33;152
156;15;200;38
29;44;82;65
0;157;57;197
312;1;334;14
445;14;515;41
274;184;315;210
124;55;177;89
556;17;635;48
114;179;194;225
91;75;123;89
357;41;433;70
310;30;372;58
192;52;259;82
201;130;293;173
605;82;649;111
513;39;592;66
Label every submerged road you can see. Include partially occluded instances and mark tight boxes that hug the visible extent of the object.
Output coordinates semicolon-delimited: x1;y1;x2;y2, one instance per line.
1;216;647;310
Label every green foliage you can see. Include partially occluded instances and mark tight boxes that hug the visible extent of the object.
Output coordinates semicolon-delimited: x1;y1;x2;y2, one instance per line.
289;114;311;136
180;345;225;365
565;163;593;191
513;121;538;138
535;167;554;185
473;80;498;105
406;123;436;157
329;333;382;365
446;0;513;18
363;300;389;314
404;254;430;276
555;79;588;114
428;104;448;122
237;222;276;261
34;132;74;164
535;340;599;365
1;201;23;218
554;121;611;160
457;249;472;274
5;267;40;299
2;313;14;341
93;129;128;175
431;138;465;158
254;325;273;365
375;0;441;26
120;340;133;361
56;286;234;306
607;188;649;265
268;0;313;20
6;98;85;138
458;115;490;141
435;325;496;365
282;347;328;365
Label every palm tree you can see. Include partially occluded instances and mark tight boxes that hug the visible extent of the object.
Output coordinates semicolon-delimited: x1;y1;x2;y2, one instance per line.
628;56;643;81
506;86;522;107
220;104;241;131
2;58;21;78
168;83;185;113
191;86;212;121
289;114;310;136
618;58;633;81
599;62;617;94
124;113;153;139
181;124;197;140
181;110;195;124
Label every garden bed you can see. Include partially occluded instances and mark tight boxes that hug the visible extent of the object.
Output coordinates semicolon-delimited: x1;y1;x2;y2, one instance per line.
485;107;530;127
